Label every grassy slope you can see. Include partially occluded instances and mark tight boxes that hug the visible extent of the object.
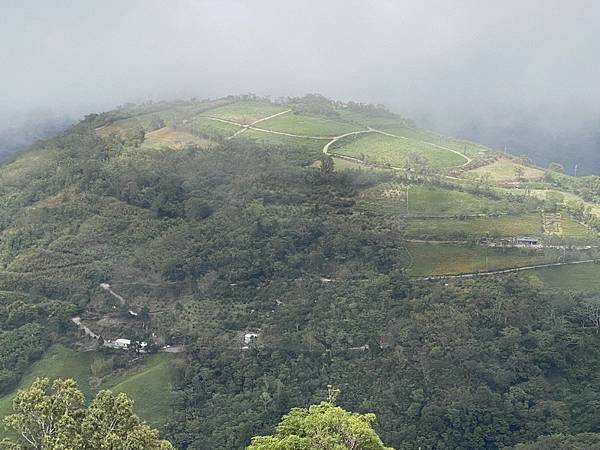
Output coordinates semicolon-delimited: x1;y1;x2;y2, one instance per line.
533;262;600;292
257;113;361;137
405;213;543;238
142;127;213;150
407;242;563;276
0;345;175;436
467;158;545;182
332;132;467;169
358;184;515;216
202;102;288;124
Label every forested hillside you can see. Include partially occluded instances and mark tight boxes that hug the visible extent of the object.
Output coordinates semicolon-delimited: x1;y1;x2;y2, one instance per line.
2;96;600;449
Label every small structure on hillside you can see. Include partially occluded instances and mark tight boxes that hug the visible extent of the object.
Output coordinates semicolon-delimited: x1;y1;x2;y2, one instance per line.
242;332;259;350
114;338;131;349
112;338;147;350
516;237;540;246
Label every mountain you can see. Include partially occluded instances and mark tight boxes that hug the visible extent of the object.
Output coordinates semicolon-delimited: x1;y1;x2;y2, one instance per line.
2;94;600;449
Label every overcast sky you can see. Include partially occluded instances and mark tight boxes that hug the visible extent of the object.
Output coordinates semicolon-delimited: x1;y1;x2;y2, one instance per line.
2;0;600;163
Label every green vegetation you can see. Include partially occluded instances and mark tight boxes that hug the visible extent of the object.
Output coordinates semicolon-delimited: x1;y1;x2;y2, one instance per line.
0;346;176;434
202;101;288;125
1;377;173;449
357;183;522;217
406;242;563;276
141;127;213;150
188;116;242;139
332;132;468;169
2;95;600;448
405;213;543;239
466;158;545;182
248;393;393;450
237;129;328;157
257;113;360;137
533;262;600;292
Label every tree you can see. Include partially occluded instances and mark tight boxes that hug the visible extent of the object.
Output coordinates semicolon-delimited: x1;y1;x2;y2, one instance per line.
1;378;173;450
320;155;334;175
247;389;393;450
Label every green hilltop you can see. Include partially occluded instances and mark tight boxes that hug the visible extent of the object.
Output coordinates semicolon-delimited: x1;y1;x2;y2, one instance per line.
2;94;600;448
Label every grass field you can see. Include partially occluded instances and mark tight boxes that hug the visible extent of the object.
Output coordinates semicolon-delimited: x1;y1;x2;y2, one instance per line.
332;157;389;172
0;345;176;436
202;102;288;124
238;129;329;155
332;132;468;169
258;113;361;137
379;126;491;158
141;127;213;150
467;158;545;182
358;184;515;217
532;262;600;292
406;242;562;276
189;116;242;138
405;213;543;239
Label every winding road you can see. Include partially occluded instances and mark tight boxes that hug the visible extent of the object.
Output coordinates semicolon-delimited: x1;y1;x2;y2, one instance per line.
199;111;472;168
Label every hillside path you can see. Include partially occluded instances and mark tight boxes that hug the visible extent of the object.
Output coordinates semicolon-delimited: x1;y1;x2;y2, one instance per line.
100;283;138;316
230;109;292;138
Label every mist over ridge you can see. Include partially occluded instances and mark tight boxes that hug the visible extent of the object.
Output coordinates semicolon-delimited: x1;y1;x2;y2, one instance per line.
2;0;600;172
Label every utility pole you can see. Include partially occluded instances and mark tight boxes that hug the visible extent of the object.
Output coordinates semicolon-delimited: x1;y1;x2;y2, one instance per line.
574;164;578;177
406;185;409;215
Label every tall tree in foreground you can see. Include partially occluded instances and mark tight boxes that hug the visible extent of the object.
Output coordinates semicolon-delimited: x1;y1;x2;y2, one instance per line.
247;388;393;450
0;378;173;450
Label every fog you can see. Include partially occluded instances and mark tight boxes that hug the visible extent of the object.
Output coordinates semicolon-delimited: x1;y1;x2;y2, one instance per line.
2;0;600;172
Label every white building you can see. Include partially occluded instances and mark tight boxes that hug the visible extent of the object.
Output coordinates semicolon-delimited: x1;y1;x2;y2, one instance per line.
242;332;259;350
114;338;131;349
